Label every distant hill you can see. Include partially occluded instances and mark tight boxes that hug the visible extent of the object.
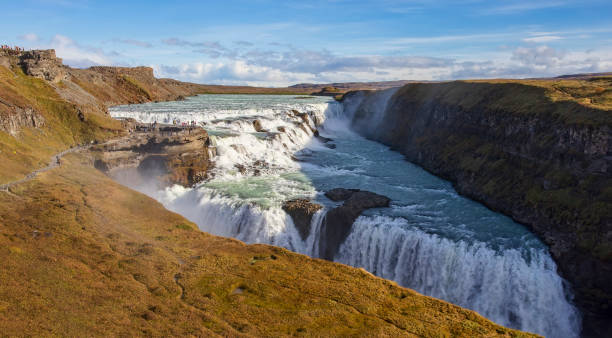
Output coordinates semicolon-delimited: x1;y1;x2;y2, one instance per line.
290;80;417;92
555;72;612;79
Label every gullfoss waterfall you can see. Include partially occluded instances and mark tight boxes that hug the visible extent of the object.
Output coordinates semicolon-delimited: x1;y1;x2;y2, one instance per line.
110;94;581;337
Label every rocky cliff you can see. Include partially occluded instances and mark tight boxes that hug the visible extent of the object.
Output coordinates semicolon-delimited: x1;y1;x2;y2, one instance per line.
93;121;211;187
342;79;612;337
18;49;67;83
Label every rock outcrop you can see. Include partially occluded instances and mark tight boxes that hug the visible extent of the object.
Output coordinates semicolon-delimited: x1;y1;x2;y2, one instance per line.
320;188;390;260
252;119;265;132
0;103;44;136
18;49;66;83
325;188;360;201
282;199;323;240
343;80;612;337
93;124;210;187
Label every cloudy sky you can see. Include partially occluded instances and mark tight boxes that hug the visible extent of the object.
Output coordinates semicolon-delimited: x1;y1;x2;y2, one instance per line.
2;0;611;86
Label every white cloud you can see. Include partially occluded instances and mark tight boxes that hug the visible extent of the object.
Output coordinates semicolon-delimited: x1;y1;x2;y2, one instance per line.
512;45;565;67
10;33;612;86
154;60;317;87
482;1;570;14
19;33;40;42
523;35;564;43
114;39;152;48
152;43;612;86
381;32;514;46
50;35;113;67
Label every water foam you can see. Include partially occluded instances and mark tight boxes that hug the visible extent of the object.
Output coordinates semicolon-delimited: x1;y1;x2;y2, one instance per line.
336;215;581;337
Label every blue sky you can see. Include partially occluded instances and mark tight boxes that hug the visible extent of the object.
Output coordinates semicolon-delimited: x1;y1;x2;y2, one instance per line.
2;0;611;86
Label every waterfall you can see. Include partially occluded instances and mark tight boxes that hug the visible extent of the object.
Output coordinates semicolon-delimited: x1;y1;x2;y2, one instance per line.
109;95;581;338
152;184;327;257
336;215;581;338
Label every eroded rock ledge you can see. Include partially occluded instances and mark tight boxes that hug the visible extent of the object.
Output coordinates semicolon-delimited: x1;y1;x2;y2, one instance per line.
282;199;323;240
92;120;211;187
282;189;391;259
322;188;391;260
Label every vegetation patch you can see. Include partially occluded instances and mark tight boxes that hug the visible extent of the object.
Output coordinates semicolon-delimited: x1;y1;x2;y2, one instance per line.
0;154;534;336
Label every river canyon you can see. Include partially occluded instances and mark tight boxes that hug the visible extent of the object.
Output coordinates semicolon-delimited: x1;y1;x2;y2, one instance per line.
109;94;582;338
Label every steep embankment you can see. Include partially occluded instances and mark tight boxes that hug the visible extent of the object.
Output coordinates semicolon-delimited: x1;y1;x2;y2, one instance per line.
0;49;209;185
1;153;533;336
0;49;534;336
343;79;612;336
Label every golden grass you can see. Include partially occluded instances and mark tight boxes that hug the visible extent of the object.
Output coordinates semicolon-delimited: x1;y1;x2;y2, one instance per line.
0;65;122;183
0;153;537;337
466;76;612;112
389;79;611;128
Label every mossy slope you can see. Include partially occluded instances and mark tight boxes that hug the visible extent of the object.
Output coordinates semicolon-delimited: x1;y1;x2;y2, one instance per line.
0;64;122;183
0;154;534;337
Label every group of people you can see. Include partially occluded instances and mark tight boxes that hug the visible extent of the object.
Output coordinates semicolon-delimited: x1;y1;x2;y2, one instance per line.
0;45;24;51
128;119;201;136
171;119;198;128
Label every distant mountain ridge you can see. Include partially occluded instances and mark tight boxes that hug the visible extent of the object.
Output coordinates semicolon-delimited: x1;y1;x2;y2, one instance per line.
290;80;418;91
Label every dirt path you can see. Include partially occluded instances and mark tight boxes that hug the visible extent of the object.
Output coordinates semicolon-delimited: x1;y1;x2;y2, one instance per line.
0;145;89;191
0;123;202;193
174;273;186;300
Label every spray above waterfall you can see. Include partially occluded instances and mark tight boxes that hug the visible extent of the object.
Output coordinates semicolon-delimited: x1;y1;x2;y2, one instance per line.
109;94;581;338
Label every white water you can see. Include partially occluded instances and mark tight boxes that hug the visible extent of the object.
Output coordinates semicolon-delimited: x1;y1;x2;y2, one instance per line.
338;216;579;336
110;94;581;337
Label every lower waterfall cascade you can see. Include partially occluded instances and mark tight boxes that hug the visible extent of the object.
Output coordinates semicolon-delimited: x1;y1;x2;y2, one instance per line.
110;94;581;338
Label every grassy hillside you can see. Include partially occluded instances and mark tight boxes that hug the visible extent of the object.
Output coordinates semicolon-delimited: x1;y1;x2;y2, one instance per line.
467;75;612;116
0;153;533;337
0;64;122;183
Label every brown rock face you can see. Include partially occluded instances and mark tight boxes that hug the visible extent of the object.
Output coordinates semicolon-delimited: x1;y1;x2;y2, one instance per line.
18;50;66;83
93;124;210;187
253;119;265;132
0;105;45;136
282;199;323;240
320;189;390;260
324;188;360;201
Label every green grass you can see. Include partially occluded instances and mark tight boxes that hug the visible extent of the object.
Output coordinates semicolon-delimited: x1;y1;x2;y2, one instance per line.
0;65;121;183
121;75;152;100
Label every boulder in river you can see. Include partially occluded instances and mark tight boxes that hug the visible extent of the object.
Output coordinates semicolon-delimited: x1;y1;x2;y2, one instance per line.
320;188;390;260
282;199;323;240
324;188;360;201
314;129;333;143
253;119;265;132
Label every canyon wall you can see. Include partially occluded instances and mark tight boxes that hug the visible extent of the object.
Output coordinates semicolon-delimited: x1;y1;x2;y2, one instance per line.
342;81;612;337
